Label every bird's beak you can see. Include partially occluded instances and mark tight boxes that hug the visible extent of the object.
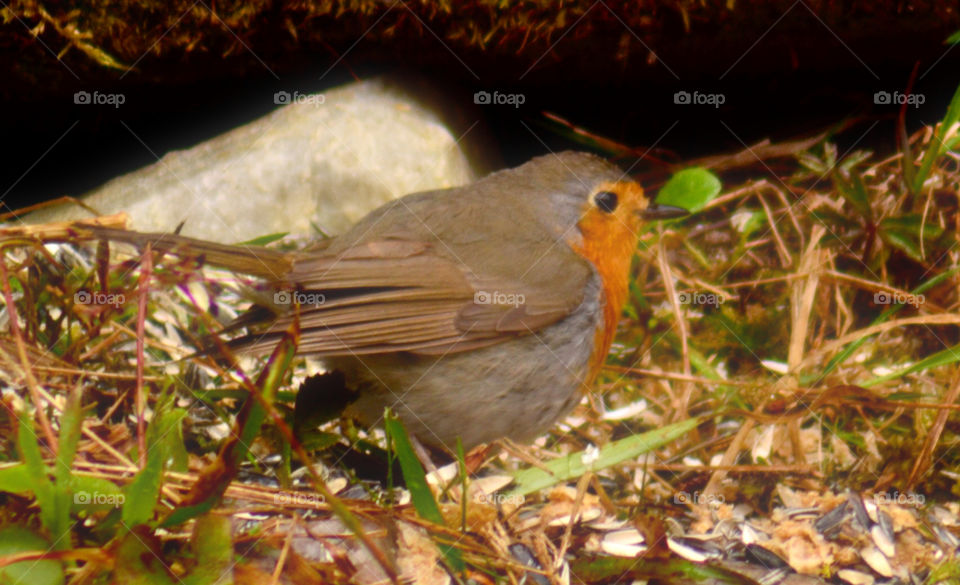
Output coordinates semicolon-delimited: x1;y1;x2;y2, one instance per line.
640;203;689;220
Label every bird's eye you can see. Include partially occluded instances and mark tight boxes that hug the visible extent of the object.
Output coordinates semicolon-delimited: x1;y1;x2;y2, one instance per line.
594;190;618;213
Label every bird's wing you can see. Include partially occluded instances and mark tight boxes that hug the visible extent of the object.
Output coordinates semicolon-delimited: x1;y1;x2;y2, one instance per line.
236;235;594;356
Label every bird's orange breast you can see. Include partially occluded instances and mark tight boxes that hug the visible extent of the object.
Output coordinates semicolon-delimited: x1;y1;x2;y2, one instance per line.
572;194;641;385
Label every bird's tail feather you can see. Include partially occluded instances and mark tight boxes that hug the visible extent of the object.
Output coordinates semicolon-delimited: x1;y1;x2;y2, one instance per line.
84;226;294;281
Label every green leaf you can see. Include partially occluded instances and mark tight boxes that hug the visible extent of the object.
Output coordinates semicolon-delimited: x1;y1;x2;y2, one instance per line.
113;530;177;585
124;403;188;526
181;515;233;585
809;209;861;231
17;416;63;544
0;463;33;495
0;527;64;585
656;168;722;213
947;30;960;44
877;214;943;263
54;388;83;486
880;215;944;240
155;408;189;473
507;417;700;496
296;430;344;452
123;446;165;526
49;389;83;545
161;500;217;529
879;228;924;262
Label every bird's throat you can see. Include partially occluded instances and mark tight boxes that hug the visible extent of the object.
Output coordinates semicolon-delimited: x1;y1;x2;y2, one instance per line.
573;218;637;385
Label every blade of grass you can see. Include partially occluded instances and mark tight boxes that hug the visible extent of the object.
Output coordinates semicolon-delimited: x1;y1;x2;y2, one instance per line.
861;342;960;387
571;555;761;584
384;412;464;573
506;417;700;496
912;81;960;193
808;266;960;383
17;415;65;547
50;387;83;549
54;388;83;489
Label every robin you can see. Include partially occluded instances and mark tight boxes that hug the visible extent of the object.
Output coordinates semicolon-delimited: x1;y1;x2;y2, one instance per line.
88;152;686;450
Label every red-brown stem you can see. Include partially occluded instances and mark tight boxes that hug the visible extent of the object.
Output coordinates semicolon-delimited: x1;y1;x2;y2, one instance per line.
136;243;153;468
0;254;58;452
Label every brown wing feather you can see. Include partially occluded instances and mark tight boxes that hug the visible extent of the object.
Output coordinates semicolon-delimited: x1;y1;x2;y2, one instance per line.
235;234;594;356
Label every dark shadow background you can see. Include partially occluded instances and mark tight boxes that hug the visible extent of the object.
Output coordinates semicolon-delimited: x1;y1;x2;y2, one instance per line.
2;3;959;210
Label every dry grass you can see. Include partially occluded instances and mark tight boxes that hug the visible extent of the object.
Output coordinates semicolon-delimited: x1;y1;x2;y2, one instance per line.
2;114;960;583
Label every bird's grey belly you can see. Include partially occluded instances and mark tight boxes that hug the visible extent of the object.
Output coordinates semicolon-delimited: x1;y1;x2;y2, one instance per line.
331;278;602;449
